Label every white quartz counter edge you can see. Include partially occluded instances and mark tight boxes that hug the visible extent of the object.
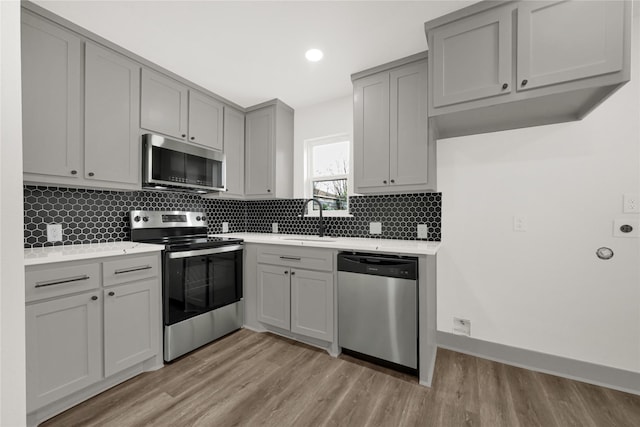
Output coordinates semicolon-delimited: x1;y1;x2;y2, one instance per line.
24;242;166;266
209;233;441;256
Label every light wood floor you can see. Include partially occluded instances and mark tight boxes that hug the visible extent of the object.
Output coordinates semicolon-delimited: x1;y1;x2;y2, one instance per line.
42;329;640;426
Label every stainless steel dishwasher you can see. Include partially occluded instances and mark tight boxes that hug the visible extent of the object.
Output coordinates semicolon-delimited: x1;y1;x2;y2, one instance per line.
337;252;418;372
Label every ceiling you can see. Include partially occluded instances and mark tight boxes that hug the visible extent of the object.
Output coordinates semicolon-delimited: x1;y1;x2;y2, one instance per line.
33;0;475;110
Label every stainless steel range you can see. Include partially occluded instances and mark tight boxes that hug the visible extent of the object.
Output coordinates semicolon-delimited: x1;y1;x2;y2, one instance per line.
130;210;243;362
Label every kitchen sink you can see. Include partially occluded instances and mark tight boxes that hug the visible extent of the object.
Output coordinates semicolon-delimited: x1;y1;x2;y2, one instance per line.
282;237;337;243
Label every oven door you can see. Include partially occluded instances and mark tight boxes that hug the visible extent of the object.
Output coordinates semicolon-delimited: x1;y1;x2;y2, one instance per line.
163;245;243;326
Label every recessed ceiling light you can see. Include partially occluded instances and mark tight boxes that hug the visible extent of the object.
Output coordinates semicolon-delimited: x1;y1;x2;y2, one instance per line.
305;48;323;62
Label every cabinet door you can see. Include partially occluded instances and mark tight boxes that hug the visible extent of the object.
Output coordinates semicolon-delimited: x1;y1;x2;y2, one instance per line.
431;6;512;107
85;43;140;186
21;11;81;178
188;91;224;150
103;279;159;377
245;107;275;196
353;72;391;190
223;107;245;197
517;1;625;91
290;269;334;342
26;292;101;411
389;61;429;187
140;69;188;139
256;264;290;330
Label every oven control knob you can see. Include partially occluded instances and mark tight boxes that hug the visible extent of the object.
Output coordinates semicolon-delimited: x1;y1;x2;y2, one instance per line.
201;216;206;221
196;216;201;221
134;216;141;222
142;216;149;222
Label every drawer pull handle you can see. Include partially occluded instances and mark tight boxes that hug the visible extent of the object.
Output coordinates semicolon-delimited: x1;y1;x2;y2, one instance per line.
35;275;90;288
279;256;301;261
114;265;152;275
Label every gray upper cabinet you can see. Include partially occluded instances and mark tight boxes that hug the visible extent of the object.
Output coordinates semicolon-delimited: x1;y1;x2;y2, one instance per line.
140;68;189;140
431;6;512;108
353;55;435;194
221;107;245;197
516;1;625;92
21;11;82;179
141;68;224;151
22;11;141;191
425;0;631;139
245;100;294;199
188;91;224;150
85;43;140;186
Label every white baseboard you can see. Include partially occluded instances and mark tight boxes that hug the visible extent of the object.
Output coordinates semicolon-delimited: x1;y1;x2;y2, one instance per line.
437;331;640;396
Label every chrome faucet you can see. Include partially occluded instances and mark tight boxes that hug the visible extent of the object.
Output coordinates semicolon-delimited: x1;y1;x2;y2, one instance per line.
301;198;326;237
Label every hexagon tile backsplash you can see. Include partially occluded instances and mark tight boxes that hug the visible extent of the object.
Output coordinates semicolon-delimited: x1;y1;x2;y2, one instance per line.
23;185;441;248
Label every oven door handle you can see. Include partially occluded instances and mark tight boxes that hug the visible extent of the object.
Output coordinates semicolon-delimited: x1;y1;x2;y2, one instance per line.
167;245;244;259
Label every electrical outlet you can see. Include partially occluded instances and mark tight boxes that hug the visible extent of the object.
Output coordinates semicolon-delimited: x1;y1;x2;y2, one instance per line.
623;193;640;213
369;222;382;235
222;222;229;233
47;224;63;242
417;224;428;239
272;223;279;233
453;318;471;336
513;216;527;232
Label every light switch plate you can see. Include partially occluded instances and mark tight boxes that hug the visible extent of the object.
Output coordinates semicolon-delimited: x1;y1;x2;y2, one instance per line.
47;224;63;242
222;222;229;233
272;223;279;233
623;193;640;213
417;224;428;239
369;222;382;235
513;216;527;232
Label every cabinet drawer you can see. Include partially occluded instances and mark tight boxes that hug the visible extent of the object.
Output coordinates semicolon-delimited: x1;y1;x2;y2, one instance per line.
257;245;333;272
103;254;159;287
26;263;100;303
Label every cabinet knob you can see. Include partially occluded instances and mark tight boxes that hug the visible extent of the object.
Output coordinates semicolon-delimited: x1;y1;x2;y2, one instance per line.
70;170;77;175
291;271;295;276
267;189;271;192
390;179;395;184
108;291;115;296
91;295;98;301
182;134;186;138
383;180;387;184
284;271;289;274
88;172;95;177
502;83;508;90
521;79;528;87
190;136;195;141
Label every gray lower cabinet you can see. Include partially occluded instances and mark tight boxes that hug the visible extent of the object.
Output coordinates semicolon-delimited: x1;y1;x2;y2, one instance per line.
84;42;140;187
425;0;631;138
141;68;224;151
25;253;162;421
21;10;82;180
103;279;159;377
245;100;294;199
26;291;101;412
256;245;334;342
353;55;434;194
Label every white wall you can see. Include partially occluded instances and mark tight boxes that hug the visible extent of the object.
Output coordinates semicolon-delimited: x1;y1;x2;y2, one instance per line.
437;11;640;372
0;0;27;425
293;95;353;198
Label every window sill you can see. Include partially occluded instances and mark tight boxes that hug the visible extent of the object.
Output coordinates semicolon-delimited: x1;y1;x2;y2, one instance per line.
304;212;353;218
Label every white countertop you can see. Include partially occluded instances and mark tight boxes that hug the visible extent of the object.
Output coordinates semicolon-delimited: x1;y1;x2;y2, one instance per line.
24;242;165;266
210;233;441;256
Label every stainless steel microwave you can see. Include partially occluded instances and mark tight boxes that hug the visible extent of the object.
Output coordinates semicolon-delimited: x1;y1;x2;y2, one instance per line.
142;134;225;193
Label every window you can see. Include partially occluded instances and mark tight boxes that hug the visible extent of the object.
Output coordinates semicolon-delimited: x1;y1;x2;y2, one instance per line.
304;134;351;216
